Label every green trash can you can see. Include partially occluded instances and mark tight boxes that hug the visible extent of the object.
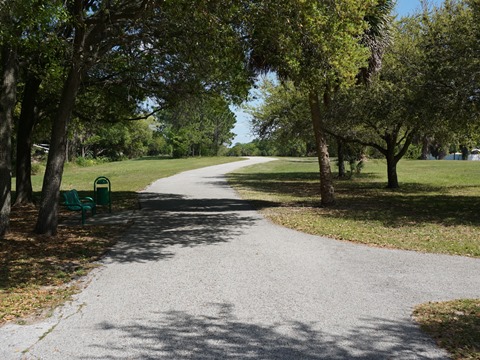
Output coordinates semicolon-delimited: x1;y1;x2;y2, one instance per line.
94;176;111;212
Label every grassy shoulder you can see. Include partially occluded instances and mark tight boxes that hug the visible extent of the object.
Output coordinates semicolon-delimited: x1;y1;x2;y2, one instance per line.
228;158;480;257
1;156;243;325
413;299;480;360
228;157;480;359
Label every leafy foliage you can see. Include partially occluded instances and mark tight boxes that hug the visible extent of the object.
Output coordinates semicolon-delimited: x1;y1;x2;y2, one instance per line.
157;95;237;157
248;80;314;156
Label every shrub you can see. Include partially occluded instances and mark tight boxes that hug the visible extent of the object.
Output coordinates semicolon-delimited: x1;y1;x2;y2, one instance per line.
31;162;45;175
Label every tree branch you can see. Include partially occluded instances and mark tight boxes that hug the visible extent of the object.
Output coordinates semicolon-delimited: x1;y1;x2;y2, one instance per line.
127;107;164;121
394;130;416;163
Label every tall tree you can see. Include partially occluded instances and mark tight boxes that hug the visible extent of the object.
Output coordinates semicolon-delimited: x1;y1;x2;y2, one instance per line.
0;45;17;237
245;0;381;205
0;0;40;234
35;0;252;234
14;2;68;206
420;0;480;137
35;1;155;235
325;16;426;188
14;69;42;206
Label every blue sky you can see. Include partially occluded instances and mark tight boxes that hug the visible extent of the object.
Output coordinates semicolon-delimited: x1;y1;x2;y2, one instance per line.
231;0;444;144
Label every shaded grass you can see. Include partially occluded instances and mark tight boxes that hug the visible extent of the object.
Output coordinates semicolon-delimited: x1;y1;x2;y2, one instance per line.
2;156;243;325
228;158;480;256
413;299;480;360
0;205;122;323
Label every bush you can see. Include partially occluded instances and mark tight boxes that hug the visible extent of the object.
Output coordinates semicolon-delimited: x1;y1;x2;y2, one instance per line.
404;144;422;159
75;157;109;167
31;162;45;175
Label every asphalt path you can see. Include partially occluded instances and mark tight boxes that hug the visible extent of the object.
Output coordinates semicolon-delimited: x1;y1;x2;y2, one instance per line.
1;156;479;359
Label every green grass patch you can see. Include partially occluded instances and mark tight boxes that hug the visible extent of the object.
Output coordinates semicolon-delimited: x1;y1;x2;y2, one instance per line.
58;156;243;193
228;158;480;257
2;156;243;324
413;299;480;360
21;156;243;211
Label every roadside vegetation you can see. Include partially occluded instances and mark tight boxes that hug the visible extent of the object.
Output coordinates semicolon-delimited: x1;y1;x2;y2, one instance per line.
229;157;480;359
413;299;480;360
0;157;242;325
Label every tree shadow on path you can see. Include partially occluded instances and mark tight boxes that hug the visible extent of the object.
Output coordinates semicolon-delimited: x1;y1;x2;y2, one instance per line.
103;193;276;264
86;303;446;359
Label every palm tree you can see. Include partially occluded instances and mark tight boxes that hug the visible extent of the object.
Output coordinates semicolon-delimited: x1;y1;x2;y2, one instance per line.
358;0;396;84
336;0;395;178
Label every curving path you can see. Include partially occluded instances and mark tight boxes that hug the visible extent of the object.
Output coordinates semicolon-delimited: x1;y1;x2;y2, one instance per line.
1;157;479;359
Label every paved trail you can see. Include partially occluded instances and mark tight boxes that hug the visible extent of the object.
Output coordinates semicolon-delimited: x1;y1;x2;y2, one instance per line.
1;157;479;359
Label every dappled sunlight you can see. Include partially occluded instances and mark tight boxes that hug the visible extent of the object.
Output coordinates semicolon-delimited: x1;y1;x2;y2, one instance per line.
228;172;480;228
84;305;444;359
100;193;274;264
228;163;480;256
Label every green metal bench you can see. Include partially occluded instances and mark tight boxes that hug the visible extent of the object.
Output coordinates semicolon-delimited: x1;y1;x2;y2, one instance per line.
62;189;96;225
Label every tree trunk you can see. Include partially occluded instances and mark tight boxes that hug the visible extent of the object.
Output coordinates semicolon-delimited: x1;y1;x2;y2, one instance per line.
420;135;429;160
34;65;83;235
308;91;335;206
14;74;41;206
336;138;346;178
461;145;469;160
0;46;18;237
386;143;399;189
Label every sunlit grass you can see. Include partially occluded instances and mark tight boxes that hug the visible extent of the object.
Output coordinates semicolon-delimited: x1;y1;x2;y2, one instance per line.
24;156;243;194
228;158;480;257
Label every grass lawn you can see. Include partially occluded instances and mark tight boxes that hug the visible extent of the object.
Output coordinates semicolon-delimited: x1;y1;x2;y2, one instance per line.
1;156;242;324
228;157;480;360
28;156;245;210
228;158;480;257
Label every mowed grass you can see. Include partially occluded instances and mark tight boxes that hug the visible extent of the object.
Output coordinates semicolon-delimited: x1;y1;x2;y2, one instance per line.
228;158;480;257
229;158;480;360
26;156;244;210
1;156;243;324
413;299;480;360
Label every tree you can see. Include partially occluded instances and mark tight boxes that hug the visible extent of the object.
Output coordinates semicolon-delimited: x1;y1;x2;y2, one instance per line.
227;142;261;156
34;0;253;235
14;71;42;206
329;80;417;188
35;1;157;235
245;0;385;205
158;95;237;157
0;45;17;237
0;0;57;234
420;0;480;140
324;16;427;188
248;80;314;157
